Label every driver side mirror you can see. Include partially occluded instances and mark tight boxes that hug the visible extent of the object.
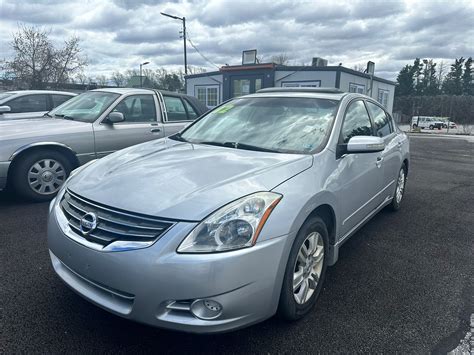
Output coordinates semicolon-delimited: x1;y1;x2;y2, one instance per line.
0;105;11;114
106;112;125;124
346;136;385;153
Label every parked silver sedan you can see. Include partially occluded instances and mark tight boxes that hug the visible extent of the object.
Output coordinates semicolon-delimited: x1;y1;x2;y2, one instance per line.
47;88;409;333
0;88;206;201
0;90;76;120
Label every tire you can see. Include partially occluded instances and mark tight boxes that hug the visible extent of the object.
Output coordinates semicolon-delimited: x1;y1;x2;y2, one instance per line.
278;216;329;321
412;124;418;129
429;125;434;130
12;149;73;202
388;165;407;211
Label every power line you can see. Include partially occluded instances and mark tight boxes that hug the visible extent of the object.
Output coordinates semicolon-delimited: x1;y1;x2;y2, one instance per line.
186;32;221;70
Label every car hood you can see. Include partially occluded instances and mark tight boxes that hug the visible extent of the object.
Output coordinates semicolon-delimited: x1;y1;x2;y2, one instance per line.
0;117;90;141
68;138;313;221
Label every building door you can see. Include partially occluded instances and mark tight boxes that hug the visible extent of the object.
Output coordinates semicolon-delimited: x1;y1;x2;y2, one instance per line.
231;75;264;97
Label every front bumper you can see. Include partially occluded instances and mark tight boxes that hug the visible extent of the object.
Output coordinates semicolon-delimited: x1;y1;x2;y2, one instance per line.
0;161;10;190
47;207;293;333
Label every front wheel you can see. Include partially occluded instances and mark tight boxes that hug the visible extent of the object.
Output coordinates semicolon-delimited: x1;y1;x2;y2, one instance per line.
278;216;328;321
12;150;72;202
388;166;406;211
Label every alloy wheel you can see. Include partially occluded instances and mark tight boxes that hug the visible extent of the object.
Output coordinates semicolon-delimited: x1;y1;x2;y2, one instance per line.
396;168;405;204
293;231;324;305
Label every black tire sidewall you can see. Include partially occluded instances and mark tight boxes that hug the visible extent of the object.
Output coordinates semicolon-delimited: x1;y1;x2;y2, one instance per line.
12;150;72;202
278;216;329;321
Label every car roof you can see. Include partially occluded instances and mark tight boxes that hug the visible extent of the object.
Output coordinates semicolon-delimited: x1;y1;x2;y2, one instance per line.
245;87;349;100
3;90;77;96
92;88;189;97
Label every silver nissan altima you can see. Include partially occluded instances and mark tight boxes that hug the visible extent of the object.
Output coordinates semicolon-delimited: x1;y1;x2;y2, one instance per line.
47;88;409;333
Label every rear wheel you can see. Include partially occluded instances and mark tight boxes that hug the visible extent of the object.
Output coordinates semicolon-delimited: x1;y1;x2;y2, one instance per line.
278;216;328;321
412;124;418;129
12;150;73;202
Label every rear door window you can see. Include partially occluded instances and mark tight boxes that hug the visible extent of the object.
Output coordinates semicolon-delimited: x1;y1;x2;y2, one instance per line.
163;96;189;122
183;99;199;120
7;94;49;113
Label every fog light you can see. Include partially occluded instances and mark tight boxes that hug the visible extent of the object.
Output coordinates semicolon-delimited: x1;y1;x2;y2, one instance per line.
190;299;222;320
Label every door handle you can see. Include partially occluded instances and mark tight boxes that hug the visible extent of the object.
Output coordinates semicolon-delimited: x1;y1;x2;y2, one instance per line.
150;128;161;133
397;141;402;150
376;156;384;168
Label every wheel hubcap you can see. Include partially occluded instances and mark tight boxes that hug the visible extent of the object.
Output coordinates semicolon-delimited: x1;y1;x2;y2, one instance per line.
396;169;405;204
293;231;324;305
27;159;66;195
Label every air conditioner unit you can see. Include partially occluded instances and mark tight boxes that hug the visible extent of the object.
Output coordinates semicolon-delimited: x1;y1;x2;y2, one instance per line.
311;57;328;67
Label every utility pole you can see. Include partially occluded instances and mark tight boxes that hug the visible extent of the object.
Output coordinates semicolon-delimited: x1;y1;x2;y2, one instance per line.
161;12;187;76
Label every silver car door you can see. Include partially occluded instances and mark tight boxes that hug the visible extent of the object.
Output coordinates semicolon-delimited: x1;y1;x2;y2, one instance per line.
93;93;164;157
160;94;196;136
333;100;385;237
366;102;401;200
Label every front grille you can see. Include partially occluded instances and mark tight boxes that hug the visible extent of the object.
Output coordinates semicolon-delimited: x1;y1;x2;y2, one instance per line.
60;190;174;248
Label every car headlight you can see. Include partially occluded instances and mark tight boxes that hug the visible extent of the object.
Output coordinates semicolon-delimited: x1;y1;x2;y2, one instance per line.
177;192;282;253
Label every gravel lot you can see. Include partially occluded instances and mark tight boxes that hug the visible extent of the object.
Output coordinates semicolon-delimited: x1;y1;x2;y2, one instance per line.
1;135;473;353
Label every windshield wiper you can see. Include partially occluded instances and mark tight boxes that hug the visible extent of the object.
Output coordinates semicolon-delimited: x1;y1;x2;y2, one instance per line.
198;141;279;153
54;114;75;121
43;112;52;117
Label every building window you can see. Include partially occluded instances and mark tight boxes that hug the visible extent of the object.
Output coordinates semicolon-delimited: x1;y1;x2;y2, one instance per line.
378;89;389;108
349;83;365;94
281;81;321;88
207;87;218;107
195;85;220;108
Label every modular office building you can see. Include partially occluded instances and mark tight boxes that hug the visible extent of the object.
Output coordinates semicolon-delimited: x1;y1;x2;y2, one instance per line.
185;62;396;112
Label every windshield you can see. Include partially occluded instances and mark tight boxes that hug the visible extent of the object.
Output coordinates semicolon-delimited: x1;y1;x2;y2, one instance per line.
49;91;120;122
178;97;339;154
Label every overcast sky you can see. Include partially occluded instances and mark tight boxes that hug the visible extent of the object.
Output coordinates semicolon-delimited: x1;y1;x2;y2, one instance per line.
1;0;473;81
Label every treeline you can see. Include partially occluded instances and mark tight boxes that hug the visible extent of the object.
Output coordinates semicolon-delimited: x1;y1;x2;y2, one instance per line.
396;57;473;96
394;58;474;123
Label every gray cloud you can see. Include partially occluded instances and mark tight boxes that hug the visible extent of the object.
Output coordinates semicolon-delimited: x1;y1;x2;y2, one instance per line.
0;0;472;80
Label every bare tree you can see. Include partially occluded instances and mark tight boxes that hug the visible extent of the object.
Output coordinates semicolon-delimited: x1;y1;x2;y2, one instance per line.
271;53;290;65
437;61;447;90
96;75;108;87
352;63;366;72
51;36;87;85
111;71;126;87
75;73;87;85
3;25;87;89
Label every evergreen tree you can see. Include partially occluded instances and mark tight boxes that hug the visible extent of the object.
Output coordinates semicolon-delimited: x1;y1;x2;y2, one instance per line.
422;60;439;95
462;57;473;95
442;57;465;95
395;64;414;96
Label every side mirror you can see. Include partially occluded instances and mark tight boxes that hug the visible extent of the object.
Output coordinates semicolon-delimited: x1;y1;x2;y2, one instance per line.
0;105;11;114
106;112;125;123
346;136;385;153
